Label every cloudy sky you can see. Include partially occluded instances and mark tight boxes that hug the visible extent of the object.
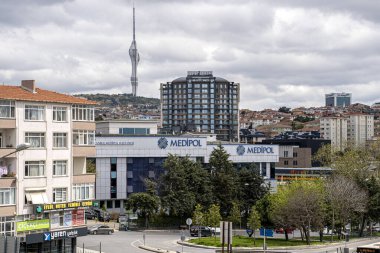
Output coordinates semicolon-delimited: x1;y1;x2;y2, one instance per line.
1;0;380;110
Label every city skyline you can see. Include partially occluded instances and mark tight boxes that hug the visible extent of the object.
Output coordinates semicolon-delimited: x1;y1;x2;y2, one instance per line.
0;0;379;110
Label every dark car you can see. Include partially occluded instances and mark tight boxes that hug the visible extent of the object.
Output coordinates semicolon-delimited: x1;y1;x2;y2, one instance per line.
88;225;114;235
190;226;213;237
92;208;111;222
85;209;97;220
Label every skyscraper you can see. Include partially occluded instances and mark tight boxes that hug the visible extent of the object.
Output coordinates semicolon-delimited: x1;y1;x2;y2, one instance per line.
325;93;351;107
160;71;240;142
129;5;140;97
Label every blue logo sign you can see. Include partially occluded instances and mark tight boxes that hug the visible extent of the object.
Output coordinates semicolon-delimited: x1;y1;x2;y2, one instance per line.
44;232;51;241
157;138;202;149
236;145;245;156
259;228;274;237
158;137;168;149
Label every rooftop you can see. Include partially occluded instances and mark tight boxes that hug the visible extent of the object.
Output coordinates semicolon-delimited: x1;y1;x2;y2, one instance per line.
0;81;97;105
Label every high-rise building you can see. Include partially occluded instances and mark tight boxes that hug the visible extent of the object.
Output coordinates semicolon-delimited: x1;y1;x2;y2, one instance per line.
320;117;348;150
347;114;374;146
0;80;97;252
160;71;240;142
325;93;352;107
320;114;374;150
129;5;140;97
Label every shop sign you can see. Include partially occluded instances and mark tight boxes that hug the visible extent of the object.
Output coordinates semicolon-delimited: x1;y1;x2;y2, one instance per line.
16;219;50;232
26;227;88;244
236;145;275;156
34;200;99;213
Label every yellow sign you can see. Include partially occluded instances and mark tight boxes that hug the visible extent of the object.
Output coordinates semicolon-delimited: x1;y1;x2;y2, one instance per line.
17;219;50;232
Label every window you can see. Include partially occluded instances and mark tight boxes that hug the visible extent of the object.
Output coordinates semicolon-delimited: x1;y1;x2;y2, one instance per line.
53;188;67;203
0;100;15;118
25;105;44;121
293;152;298;157
72;130;95;145
72;183;94;201
53;107;67;122
53;133;67;148
25;161;45;177
284;160;289;165
119;128;150;135
25;132;45;148
293;160;298;166
284;151;289;157
0;188;15;205
72;105;94;121
53;160;67;176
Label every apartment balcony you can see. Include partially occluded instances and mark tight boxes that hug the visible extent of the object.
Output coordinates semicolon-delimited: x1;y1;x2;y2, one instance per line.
0;177;16;187
73;174;96;184
73;121;95;131
73;145;96;157
0;148;16;158
0;119;16;129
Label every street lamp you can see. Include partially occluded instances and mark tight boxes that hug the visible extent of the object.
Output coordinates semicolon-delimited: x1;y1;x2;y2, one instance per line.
1;143;31;159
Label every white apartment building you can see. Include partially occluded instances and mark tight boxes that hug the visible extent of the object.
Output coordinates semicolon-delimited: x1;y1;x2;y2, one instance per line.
320;114;374;150
96;120;159;135
347;114;374;146
0;80;96;252
320;117;348;150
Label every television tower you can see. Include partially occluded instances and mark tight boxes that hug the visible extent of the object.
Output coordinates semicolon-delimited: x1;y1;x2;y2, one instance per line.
129;4;140;96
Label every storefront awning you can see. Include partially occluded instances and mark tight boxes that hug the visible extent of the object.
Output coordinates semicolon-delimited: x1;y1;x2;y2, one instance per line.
26;191;49;204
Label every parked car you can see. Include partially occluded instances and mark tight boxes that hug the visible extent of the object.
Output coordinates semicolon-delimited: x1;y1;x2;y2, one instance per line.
92;208;111;222
85;209;97;220
190;226;213;237
275;228;294;234
88;225;114;235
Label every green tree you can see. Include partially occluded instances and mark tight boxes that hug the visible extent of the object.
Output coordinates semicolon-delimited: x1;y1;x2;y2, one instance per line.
209;144;238;217
227;202;241;228
238;166;268;222
159;155;211;218
125;192;160;228
192;204;205;226
247;206;261;245
270;181;325;244
205;204;222;237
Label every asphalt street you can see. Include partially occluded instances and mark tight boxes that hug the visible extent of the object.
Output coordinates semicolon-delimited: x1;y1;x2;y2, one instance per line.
77;230;380;253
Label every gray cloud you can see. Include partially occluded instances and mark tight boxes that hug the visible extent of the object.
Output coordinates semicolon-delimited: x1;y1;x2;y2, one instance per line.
0;0;379;109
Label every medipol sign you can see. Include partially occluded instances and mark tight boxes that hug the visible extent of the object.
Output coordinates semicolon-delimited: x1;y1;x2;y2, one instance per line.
236;145;275;156
158;137;203;149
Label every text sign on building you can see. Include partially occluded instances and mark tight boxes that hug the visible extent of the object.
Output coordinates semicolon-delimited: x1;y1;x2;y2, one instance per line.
16;219;50;232
34;200;99;213
26;227;88;244
157;137;203;149
236;145;276;156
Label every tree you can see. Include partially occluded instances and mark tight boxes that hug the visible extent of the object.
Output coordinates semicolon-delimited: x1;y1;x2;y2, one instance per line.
228;202;241;228
159;155;211;218
238;166;268;222
278;106;291;113
192;204;205;226
209;144;238;217
125;192;160;228
270;181;325;244
325;175;368;240
247;206;261;245
205;204;222;237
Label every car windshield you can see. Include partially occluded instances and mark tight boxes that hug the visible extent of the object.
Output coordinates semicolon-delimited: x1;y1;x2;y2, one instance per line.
89;225;102;229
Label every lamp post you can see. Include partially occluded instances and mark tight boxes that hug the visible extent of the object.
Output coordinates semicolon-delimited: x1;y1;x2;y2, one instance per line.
0;143;31;159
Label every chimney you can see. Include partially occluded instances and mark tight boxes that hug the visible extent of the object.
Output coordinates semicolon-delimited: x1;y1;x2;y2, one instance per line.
21;80;36;93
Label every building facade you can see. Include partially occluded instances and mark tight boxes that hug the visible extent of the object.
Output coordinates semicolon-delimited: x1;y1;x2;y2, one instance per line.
160;71;240;142
347;114;374;146
320;117;348;150
325;93;352;107
95;134;279;212
0;80;96;252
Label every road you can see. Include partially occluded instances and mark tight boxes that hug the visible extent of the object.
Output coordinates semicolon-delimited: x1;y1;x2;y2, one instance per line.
77;230;380;253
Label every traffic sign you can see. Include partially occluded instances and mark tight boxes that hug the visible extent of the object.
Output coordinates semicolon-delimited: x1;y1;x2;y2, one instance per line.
260;228;274;237
186;218;192;226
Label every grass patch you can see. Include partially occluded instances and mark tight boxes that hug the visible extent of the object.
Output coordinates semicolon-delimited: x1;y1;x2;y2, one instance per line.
188;235;323;247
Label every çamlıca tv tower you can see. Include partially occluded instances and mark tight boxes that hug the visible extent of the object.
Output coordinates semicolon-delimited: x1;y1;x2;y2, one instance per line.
129;4;140;97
